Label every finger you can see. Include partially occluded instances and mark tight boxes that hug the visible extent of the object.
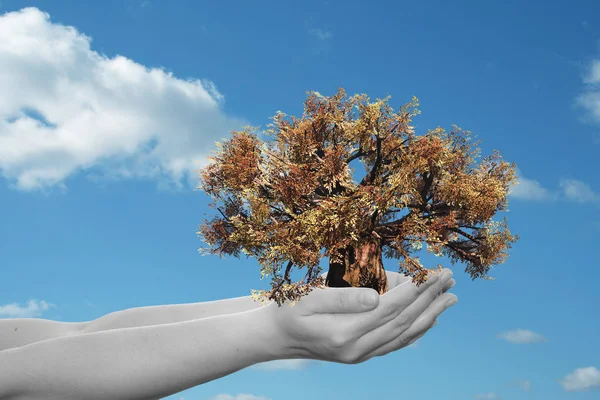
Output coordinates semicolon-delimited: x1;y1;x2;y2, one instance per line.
403;319;438;348
405;322;432;347
352;269;453;343
399;293;456;345
386;270;450;289
401;270;453;324
303;286;380;315
366;293;456;360
441;278;455;294
349;269;452;337
386;270;409;288
310;270;453;317
382;269;452;325
358;293;457;362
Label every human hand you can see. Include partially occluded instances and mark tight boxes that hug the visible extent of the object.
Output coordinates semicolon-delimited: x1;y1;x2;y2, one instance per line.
266;268;457;364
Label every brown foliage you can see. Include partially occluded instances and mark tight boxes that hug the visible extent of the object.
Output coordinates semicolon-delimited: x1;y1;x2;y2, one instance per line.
197;88;519;306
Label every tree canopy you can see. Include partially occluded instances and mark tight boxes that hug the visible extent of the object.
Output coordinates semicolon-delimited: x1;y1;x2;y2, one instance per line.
197;88;518;306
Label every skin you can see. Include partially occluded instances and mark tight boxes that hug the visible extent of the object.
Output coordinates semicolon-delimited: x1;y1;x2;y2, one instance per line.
267;269;457;364
0;270;456;400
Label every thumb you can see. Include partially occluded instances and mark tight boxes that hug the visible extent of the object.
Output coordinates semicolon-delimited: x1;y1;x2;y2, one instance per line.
308;287;380;314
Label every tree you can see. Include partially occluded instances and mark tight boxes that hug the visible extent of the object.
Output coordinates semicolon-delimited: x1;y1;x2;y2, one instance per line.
197;88;519;307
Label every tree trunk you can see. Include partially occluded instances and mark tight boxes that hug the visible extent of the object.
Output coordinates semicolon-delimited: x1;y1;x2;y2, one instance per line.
325;241;388;294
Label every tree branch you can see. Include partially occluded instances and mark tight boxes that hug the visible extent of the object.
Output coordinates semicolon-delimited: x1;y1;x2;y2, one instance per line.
216;207;236;224
420;171;433;204
382;207;408;215
449;227;481;244
374;212;413;244
446;241;481;265
345;148;366;164
283;260;293;284
386;121;400;136
360;134;383;187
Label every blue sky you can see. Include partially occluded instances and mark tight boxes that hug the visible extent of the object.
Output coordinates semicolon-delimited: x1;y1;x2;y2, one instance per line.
1;0;599;399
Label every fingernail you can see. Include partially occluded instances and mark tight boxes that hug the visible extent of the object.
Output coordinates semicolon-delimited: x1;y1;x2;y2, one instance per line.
361;292;378;307
445;297;458;307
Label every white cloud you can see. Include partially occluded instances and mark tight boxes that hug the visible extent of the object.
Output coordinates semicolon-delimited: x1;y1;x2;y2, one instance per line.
496;329;546;344
576;59;600;125
474;393;499;400
584;60;600;85
509;174;599;204
250;359;315;371
509;176;553;200
0;7;251;191
560;366;600;392
209;394;271;400
0;299;53;317
559;179;599;203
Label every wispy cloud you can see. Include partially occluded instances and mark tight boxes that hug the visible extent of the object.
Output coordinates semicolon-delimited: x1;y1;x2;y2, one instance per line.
209;394;271;400
250;359;316;371
559;366;600;392
583;60;600;85
0;299;54;318
308;28;332;41
304;15;333;56
0;7;249;192
559;179;600;203
474;393;500;400
509;176;554;200
497;329;546;344
575;59;600;127
509;174;598;204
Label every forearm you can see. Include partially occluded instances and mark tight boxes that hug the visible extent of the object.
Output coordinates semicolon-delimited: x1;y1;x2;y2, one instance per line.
0;319;82;352
80;295;262;334
0;307;287;400
0;296;262;352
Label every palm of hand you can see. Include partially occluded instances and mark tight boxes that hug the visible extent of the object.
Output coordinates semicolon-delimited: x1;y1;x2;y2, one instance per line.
265;269;456;364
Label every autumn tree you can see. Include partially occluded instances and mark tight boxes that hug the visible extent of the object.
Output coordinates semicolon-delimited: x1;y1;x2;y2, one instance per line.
197;88;518;306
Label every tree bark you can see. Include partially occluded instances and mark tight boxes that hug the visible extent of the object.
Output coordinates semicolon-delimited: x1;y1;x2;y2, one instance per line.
325;242;388;294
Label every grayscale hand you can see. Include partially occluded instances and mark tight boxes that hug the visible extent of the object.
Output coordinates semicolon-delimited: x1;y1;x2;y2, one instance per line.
0;268;455;400
266;268;457;365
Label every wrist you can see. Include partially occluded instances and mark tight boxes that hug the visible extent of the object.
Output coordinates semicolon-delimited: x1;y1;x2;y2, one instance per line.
233;305;293;364
257;303;309;361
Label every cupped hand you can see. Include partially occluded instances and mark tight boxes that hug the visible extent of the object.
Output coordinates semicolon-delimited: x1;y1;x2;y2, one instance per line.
265;268;457;365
